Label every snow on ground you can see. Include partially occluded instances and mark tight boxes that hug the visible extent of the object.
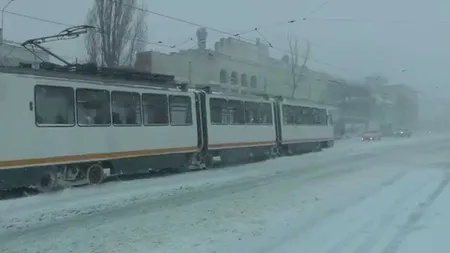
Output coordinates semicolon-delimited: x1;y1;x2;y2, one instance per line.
0;133;449;253
0;134;423;233
396;171;450;253
260;169;446;253
0;133;434;234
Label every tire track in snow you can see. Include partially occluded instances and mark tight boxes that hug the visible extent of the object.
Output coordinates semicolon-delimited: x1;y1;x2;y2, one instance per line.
254;170;408;253
1;136;443;251
348;175;431;253
380;172;450;253
0;152;380;242
323;172;428;253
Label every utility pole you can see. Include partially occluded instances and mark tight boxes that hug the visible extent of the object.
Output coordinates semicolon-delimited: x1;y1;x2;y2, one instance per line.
308;82;312;100
188;60;192;85
1;0;15;42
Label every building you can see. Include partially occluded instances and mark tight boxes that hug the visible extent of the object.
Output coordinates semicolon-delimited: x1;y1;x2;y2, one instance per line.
134;29;419;134
135;29;338;103
336;78;419;135
382;84;419;129
0;31;49;68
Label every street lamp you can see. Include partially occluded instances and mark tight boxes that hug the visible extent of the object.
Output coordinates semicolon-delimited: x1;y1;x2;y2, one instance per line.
1;0;15;39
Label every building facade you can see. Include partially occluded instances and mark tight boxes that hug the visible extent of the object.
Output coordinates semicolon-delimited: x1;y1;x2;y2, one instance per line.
382;84;419;129
0;36;49;67
135;36;336;103
134;31;419;134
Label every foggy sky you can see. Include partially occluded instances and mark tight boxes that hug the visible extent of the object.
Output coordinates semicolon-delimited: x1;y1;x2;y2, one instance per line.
2;0;450;126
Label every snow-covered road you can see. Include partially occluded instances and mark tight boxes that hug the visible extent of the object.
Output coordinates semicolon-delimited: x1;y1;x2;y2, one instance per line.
1;134;449;253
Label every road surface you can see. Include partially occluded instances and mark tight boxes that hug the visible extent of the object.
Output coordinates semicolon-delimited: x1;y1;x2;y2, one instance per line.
0;134;449;253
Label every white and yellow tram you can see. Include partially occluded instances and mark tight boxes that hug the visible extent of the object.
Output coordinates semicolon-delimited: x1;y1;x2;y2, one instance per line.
0;66;334;191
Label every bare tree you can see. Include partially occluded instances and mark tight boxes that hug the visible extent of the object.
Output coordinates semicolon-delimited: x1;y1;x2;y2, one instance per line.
84;0;148;67
85;5;101;65
287;35;310;98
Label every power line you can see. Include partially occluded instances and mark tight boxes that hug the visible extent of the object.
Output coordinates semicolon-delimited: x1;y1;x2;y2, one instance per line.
2;9;364;76
118;3;360;71
1;10;291;72
4;10;73;27
231;20;295;37
115;0;450;76
304;0;336;19
117;1;304;60
229;17;450;43
120;3;262;46
3;10;175;49
302;17;450;24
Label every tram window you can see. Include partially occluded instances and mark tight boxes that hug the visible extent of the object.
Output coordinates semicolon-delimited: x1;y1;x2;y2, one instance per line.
142;93;169;125
34;85;75;126
312;108;319;125
318;109;327;125
210;98;228;124
111;91;141;126
259;103;273;124
228;100;245;124
76;88;111;126
282;105;295;125
302;107;313;125
169;95;193;125
293;106;301;125
244;102;261;124
289;105;302;126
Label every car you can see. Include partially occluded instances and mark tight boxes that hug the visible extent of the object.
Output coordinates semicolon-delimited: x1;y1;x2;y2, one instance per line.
393;129;412;138
361;131;382;141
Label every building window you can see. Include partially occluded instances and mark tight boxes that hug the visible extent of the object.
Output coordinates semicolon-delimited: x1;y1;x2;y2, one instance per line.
250;75;258;88
241;73;248;87
230;71;238;85
220;69;228;84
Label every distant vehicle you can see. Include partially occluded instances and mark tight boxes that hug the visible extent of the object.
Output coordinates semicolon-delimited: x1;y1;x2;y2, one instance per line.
393;129;412;138
361;131;382;141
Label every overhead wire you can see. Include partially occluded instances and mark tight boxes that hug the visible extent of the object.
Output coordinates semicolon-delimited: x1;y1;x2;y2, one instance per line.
3;10;176;50
225;17;450;39
231;20;295;38
304;0;336;20
118;3;363;74
1;10;294;73
116;0;433;77
2;8;362;75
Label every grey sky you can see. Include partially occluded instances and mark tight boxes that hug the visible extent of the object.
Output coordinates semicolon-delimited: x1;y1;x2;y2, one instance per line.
2;0;450;121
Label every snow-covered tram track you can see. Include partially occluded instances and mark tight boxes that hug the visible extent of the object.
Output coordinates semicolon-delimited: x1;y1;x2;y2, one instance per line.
0;136;445;234
1;135;449;253
0;150;381;237
0;133;439;202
